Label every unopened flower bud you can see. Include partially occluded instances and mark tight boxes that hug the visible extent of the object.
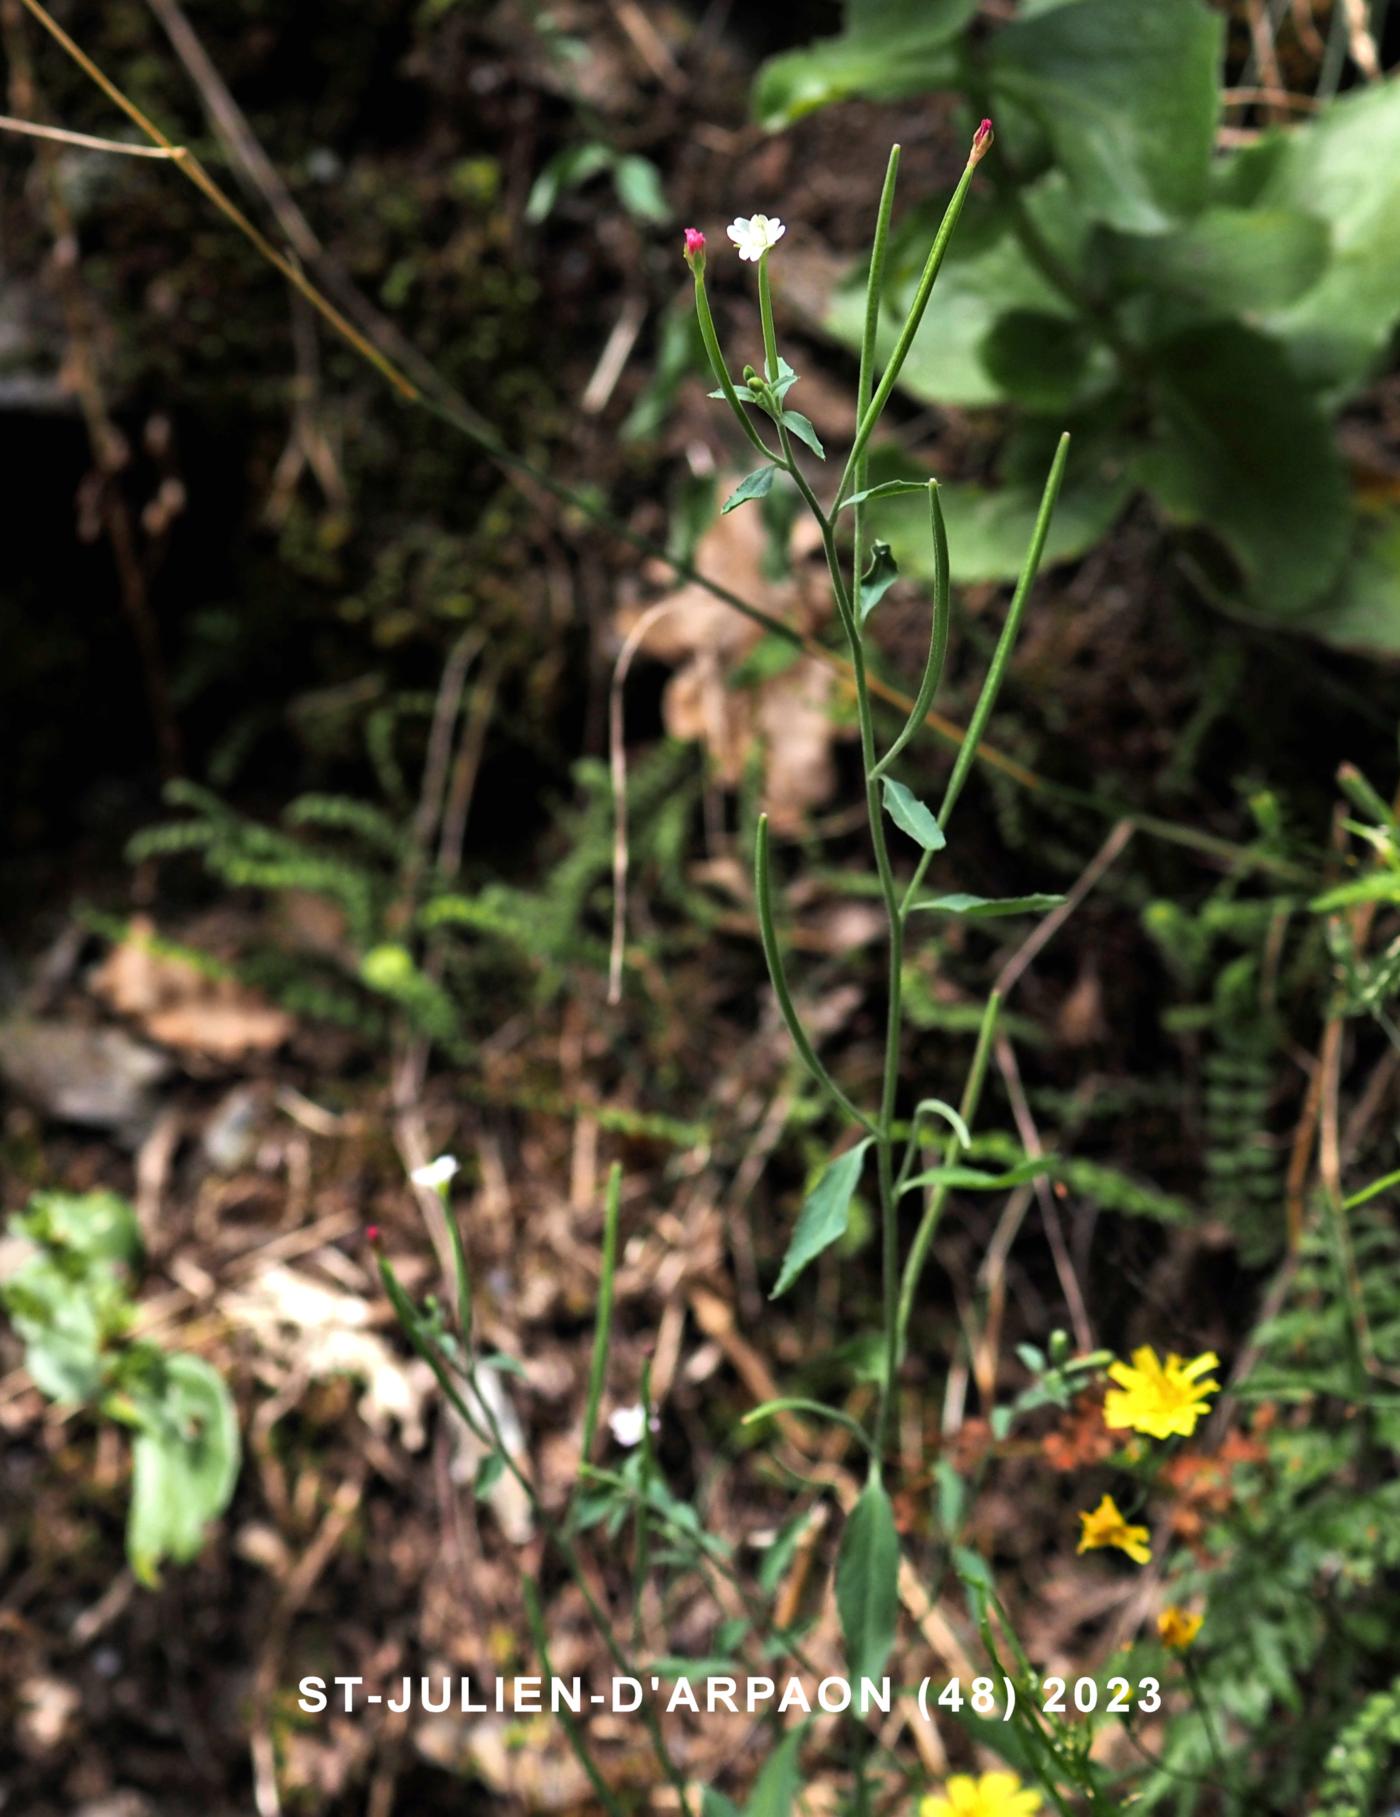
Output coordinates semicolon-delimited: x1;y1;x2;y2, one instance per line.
683;227;706;273
970;117;994;167
366;1224;382;1248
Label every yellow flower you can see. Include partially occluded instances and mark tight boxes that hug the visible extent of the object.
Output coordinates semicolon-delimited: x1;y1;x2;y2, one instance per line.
1077;1492;1151;1565
921;1770;1043;1817
1103;1347;1221;1440
1157;1606;1204;1651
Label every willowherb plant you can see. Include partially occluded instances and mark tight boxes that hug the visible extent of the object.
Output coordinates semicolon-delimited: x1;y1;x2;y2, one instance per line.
374;129;1268;1817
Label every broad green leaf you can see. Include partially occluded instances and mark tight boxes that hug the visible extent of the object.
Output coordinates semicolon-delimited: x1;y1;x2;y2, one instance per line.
701;1794;743;1817
986;0;1223;233
1;1256;106;1401
780;410;825;459
127;1353;240;1585
825;184;1084;409
1293;513;1400;655
1104;207;1330;314
745;1728;805;1817
21;1190;142;1267
721;467;777;515
858;541;900;624
979;310;1100;412
1139;321;1350;616
771;1139;873;1298
1246;82;1400;395
835;1476;900;1685
752;0;976;129
914;891;1066;918
881;778;946;852
869;455;1131;585
611;154;670;224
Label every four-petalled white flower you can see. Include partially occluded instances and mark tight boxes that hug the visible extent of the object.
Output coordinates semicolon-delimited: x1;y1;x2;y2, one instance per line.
726;214;785;262
411;1155;460;1190
608;1404;659;1448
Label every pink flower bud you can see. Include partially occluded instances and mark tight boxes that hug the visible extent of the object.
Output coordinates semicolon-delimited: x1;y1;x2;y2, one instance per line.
366;1224;382;1247
682;226;706;272
970;117;994;167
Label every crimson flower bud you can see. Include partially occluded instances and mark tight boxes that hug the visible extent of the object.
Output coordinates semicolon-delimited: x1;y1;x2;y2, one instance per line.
682;226;706;273
970;117;994;167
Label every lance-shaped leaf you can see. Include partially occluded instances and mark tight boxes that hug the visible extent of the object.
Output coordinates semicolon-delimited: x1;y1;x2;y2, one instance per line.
781;410;825;459
721;466;778;514
882;778;946;852
859;541;900;623
914;891;1066;918
771;1139;873;1298
836;1473;900;1686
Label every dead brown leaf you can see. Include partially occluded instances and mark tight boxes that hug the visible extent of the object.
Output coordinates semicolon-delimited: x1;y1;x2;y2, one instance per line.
618;497;848;831
91;916;293;1060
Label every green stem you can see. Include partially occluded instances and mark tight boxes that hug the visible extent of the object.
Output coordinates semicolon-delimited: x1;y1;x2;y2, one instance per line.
894;991;1000;1367
899;433;1070;919
872;482;951;778
837;149;983;507
754;813;876;1133
757;249;780;382
852;144;902;586
579;1160;621;1464
692;265;779;462
523;1580;627;1817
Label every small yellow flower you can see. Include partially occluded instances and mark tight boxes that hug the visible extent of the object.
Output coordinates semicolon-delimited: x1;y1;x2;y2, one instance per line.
1077;1492;1152;1565
1103;1347;1221;1440
1157;1606;1204;1651
921;1770;1043;1817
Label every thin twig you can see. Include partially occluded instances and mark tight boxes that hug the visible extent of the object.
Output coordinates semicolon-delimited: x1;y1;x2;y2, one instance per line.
0;109;184;153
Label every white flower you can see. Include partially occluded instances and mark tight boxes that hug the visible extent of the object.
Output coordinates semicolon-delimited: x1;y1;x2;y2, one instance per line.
608;1404;658;1448
726;214;785;262
410;1155;460;1190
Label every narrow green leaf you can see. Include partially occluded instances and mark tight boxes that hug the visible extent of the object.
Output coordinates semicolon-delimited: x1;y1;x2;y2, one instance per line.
835;1475;900;1685
771;1139;873;1298
781;409;825;459
881;778;946;852
772;356;801;401
841;478;933;511
858;541;900;623
745;1728;805;1817
901;1159;1053;1194
581;1162;621;1461
473;1452;506;1496
611;154;670;224
1311;874;1400;912
913;891;1066;918
721;466;777;514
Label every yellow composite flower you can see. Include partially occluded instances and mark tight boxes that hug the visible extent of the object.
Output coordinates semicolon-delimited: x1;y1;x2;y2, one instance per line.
1157;1606;1205;1651
1103;1347;1221;1440
921;1770;1043;1817
1077;1492;1152;1565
